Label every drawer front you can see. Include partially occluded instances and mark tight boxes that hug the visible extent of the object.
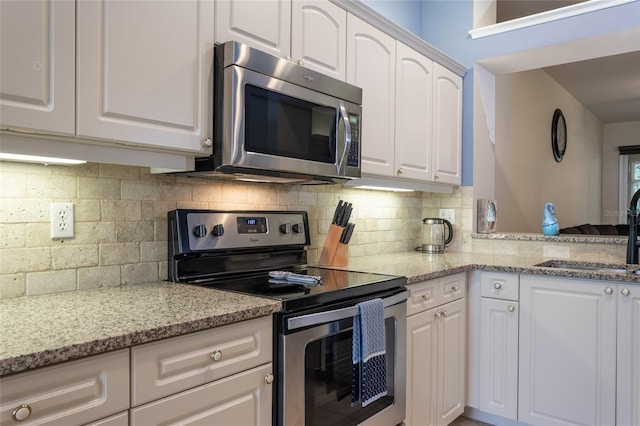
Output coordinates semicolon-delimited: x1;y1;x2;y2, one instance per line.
0;349;129;426
406;279;439;316
481;272;519;301
130;363;273;426
131;316;272;406
439;272;466;304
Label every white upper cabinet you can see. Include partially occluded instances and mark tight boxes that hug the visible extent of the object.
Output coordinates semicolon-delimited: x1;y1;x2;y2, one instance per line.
433;63;462;185
216;0;346;80
291;0;346;79
0;0;75;136
215;0;291;58
77;0;213;153
395;42;434;182
346;14;396;177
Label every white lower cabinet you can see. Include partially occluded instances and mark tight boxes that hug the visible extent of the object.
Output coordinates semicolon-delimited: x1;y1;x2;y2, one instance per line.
616;284;640;426
519;275;617;426
130;363;273;425
0;349;129;425
406;273;466;426
478;272;519;421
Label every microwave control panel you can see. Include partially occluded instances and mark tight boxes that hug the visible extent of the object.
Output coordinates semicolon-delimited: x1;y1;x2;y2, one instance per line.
347;115;360;167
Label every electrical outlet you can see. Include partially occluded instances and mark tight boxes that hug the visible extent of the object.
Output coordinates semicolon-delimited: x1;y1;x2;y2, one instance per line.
50;202;74;239
439;208;456;225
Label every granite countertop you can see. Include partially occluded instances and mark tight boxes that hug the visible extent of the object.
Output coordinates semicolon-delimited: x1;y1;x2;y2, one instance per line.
3;252;640;377
0;282;281;376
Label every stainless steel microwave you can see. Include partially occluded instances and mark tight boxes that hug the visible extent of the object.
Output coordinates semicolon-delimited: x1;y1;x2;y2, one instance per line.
192;41;362;184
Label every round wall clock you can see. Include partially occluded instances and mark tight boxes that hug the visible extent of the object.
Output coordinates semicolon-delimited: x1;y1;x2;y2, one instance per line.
551;108;567;162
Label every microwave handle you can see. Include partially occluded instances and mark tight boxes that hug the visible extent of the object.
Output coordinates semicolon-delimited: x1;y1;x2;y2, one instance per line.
337;101;352;174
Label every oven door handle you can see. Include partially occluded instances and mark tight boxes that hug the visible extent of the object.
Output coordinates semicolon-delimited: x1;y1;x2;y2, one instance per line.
287;290;409;331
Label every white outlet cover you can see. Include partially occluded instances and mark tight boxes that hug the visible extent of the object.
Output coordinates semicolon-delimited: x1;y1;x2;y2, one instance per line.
50;202;74;239
439;208;456;224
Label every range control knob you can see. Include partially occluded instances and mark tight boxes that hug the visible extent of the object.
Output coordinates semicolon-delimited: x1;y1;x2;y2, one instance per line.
280;223;292;234
292;223;303;234
212;224;224;237
193;224;207;238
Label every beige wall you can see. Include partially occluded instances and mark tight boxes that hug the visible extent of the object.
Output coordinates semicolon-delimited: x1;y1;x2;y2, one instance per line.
0;161;473;299
602;121;640;224
494;69;603;233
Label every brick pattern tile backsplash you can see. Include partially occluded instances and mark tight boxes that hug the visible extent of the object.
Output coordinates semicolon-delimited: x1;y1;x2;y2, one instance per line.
0;161;473;299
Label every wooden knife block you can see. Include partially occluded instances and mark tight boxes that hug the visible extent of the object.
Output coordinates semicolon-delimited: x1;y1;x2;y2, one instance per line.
318;224;348;267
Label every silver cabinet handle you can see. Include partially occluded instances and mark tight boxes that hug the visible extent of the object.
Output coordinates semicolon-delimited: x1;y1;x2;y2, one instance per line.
441;310;447;317
605;287;613;295
621;288;630;296
12;404;31;422
494;282;502;289
211;350;222;362
508;305;515;312
452;285;459;292
435;312;442;319
422;294;430;300
397;168;403;174
265;373;275;384
202;138;213;147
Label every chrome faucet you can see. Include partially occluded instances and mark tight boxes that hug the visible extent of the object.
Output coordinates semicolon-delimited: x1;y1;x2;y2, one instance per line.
626;188;640;263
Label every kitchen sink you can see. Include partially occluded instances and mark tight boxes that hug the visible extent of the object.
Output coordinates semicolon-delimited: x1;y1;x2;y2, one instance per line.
535;260;630;274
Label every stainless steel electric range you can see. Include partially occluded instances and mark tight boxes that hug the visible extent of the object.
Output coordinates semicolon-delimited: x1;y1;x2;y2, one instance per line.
168;209;408;426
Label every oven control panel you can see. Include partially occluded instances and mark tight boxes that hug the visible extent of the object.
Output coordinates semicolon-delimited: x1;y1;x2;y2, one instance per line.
170;210;310;253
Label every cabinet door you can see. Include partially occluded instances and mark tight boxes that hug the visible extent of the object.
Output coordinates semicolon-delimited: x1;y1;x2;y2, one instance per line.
617;285;640;426
0;349;129;426
291;0;346;80
479;298;518;420
437;297;466;426
406;307;438;426
395;42;434;182
216;0;291;58
432;63;462;185
347;14;396;177
130;363;273;426
77;0;213;154
0;0;75;135
519;275;616;426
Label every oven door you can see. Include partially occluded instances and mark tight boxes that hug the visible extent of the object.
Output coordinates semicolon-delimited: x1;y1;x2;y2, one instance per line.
278;291;407;426
221;65;361;179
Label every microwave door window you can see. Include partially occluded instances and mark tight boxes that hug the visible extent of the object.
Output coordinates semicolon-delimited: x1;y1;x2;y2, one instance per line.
244;85;337;164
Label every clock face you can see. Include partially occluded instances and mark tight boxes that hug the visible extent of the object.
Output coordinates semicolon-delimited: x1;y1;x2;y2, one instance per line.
552;109;567;162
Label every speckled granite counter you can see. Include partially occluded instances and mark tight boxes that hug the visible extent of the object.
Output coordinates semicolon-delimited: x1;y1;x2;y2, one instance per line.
4;252;640;377
0;282;281;376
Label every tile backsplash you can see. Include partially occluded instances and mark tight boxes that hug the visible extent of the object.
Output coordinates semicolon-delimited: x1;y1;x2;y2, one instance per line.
0;161;473;299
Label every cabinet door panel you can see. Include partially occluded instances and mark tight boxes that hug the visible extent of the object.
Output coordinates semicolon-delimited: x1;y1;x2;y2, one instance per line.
437;297;465;426
216;0;291;58
479;298;518;420
130;363;273;426
519;275;616;426
347;14;395;177
77;0;213;153
617;285;640;426
0;0;75;135
395;42;434;181
0;350;129;426
291;0;346;80
432;64;462;185
406;308;438;426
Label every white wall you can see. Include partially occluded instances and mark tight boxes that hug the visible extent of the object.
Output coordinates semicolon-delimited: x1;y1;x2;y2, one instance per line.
602;121;640;224
494;69;603;232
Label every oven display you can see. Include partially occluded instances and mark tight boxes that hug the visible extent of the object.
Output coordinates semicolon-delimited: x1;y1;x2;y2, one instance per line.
237;217;268;234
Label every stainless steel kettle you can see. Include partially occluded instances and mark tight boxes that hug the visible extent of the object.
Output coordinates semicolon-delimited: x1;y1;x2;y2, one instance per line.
417;218;453;253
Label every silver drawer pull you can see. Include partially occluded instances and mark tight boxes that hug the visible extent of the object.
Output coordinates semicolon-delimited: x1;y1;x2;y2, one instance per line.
605;287;613;295
265;373;275;384
211;350;222;362
12;404;31;422
451;285;459;292
494;282;502;289
441;310;447;317
508;305;515;312
621;288;630;296
422;294;430;300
